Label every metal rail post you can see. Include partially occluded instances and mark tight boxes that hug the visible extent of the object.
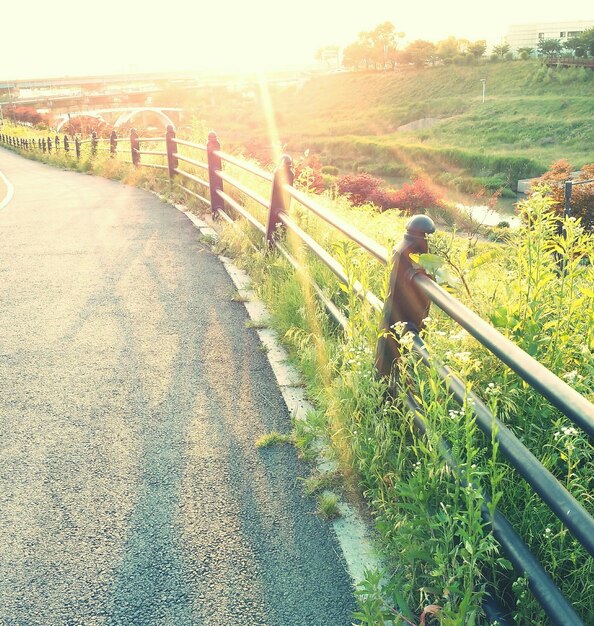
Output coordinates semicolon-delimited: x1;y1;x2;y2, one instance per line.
564;180;572;219
265;154;294;247
165;124;178;179
130;128;140;166
110;130;117;157
206;131;223;218
375;214;436;381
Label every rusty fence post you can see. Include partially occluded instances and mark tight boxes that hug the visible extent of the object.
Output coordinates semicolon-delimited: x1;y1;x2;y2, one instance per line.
206;131;223;218
75;136;81;160
130;128;140;166
375;215;436;382
165;124;178;180
265;154;294;247
91;131;98;157
110;130;117;157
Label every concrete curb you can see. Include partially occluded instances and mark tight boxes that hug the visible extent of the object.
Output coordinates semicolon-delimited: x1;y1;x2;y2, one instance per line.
173;202;382;589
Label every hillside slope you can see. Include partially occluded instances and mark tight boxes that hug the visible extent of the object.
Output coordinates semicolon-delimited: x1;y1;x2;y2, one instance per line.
161;61;594;190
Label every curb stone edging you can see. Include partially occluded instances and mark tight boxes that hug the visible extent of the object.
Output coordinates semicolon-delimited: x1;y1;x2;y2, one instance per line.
173;202;383;589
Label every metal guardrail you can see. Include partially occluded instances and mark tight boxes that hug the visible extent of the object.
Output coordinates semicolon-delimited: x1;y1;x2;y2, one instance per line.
564;178;594;219
1;126;593;625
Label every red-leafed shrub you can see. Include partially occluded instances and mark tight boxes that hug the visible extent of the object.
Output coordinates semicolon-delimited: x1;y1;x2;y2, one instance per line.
4;105;48;126
337;173;383;205
537;160;594;230
386;177;444;213
337;173;443;213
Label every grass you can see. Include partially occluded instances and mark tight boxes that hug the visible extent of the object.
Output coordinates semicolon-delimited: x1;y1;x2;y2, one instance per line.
300;471;338;496
216;186;594;624
245;319;269;329
317;492;341;520
254;431;292;448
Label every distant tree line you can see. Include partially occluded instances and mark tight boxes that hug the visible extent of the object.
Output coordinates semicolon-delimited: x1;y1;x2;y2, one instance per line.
339;22;489;70
327;23;594;70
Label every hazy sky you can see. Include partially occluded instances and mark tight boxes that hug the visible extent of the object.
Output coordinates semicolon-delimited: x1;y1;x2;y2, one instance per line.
2;1;593;78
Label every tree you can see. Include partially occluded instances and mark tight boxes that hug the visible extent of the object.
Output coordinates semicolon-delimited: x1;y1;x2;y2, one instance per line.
342;42;366;70
467;40;487;59
404;40;437;67
436;37;467;63
537;38;563;57
563;27;594;58
517;46;534;60
492;42;511;58
370;21;405;69
341;21;405;71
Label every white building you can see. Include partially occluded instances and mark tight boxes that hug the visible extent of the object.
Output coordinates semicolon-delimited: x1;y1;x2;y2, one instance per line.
506;20;594;52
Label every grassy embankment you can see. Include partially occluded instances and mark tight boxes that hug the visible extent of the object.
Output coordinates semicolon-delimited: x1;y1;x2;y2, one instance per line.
156;60;594;200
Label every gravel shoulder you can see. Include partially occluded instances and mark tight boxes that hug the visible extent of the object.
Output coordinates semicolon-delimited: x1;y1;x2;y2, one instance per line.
0;148;356;625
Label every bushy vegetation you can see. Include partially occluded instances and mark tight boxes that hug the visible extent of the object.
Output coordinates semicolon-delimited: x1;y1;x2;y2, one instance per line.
337;172;444;213
213;177;593;624
537;159;594;229
2;105;48;126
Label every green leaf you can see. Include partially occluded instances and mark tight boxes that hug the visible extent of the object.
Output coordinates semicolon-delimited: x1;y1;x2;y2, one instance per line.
416;253;445;273
435;266;460;288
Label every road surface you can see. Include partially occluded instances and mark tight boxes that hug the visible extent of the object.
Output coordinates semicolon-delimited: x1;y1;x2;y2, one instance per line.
0;148;356;625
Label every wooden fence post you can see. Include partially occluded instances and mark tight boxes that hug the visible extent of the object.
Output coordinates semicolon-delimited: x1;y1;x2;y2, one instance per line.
64;135;69;153
375;214;436;381
55;134;60;152
75;136;81;159
165;125;178;179
206;131;223;218
130;128;140;166
41;138;47;153
110;130;117;157
47;136;52;153
91;131;98;157
265;154;294;247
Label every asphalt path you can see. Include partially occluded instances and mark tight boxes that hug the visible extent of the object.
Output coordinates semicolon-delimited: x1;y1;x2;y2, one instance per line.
0;148;356;625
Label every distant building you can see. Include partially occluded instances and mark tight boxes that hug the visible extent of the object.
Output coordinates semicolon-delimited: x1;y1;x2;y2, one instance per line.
506;20;594;52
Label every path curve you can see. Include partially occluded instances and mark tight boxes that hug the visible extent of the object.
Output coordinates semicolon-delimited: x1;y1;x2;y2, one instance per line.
0;148;356;625
0;165;14;210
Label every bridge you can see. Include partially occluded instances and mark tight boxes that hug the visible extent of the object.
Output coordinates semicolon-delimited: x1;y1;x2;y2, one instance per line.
54;107;183;132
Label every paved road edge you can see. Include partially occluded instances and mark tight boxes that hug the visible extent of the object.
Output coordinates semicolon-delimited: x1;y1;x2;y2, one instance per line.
171;202;383;589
